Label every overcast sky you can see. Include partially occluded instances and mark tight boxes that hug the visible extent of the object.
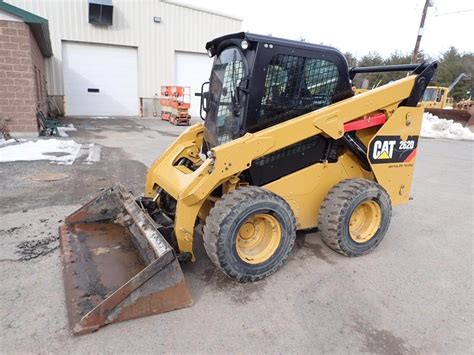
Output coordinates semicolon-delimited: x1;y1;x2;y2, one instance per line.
181;0;473;58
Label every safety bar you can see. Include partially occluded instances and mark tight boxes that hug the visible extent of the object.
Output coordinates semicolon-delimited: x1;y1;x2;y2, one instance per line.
349;63;425;80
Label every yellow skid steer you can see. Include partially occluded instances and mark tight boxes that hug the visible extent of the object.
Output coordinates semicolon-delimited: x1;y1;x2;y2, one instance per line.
59;32;437;334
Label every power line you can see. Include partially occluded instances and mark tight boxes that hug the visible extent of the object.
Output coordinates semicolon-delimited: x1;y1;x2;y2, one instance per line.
434;9;474;16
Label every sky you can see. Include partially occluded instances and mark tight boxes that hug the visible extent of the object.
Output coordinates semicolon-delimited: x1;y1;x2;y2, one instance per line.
180;0;473;59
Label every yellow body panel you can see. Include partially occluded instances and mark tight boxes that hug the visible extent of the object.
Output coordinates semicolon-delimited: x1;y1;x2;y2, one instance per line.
264;153;371;229
367;106;424;204
144;75;424;259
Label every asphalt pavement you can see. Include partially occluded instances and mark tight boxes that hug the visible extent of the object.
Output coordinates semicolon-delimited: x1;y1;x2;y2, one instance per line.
0;117;472;353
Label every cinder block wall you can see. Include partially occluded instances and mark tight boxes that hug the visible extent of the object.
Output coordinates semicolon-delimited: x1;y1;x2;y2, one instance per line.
0;20;48;135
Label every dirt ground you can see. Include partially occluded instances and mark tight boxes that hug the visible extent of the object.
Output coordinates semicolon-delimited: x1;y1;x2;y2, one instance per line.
0;118;472;353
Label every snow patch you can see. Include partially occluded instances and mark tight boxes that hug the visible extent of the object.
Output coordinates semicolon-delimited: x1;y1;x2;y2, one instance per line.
57;124;77;137
421;113;474;141
0;139;82;164
85;143;101;163
0;138;17;147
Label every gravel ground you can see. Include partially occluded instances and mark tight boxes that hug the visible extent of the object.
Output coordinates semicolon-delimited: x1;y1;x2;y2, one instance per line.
0;118;472;353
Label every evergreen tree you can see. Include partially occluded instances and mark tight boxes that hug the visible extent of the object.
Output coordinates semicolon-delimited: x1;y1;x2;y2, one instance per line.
343;47;473;102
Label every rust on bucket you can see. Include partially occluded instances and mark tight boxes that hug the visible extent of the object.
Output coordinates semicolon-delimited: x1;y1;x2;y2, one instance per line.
59;185;193;335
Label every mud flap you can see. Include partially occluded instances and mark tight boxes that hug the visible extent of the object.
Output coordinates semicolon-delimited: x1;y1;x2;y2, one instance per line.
59;185;193;335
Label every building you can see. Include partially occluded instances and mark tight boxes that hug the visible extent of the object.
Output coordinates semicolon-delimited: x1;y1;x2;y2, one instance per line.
0;1;52;136
4;0;242;120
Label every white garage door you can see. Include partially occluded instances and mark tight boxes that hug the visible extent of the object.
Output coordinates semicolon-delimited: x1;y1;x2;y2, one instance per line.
63;42;138;116
175;51;213;117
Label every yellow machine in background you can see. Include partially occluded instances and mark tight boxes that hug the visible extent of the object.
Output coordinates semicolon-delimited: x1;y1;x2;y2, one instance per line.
420;73;472;126
58;33;437;335
420;73;469;109
421;85;453;109
353;87;368;95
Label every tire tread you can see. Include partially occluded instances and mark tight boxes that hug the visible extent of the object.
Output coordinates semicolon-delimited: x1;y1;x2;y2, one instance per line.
318;179;391;257
203;186;296;282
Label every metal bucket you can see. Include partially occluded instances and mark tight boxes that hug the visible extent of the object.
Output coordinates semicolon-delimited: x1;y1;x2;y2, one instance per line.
59;185;192;335
425;108;471;125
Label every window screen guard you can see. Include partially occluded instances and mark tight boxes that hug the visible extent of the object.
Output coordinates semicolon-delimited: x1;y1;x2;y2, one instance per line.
257;54;339;127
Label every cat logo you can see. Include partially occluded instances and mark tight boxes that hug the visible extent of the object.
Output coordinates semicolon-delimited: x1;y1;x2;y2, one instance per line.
368;135;419;165
372;140;396;160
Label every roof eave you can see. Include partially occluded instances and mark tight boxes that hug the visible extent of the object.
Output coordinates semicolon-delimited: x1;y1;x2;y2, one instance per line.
29;22;53;57
0;1;53;57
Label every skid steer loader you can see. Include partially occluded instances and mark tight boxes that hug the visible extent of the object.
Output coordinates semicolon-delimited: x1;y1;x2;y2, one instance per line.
59;32;437;334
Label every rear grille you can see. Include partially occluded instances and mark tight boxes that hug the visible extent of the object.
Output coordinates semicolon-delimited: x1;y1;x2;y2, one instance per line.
248;135;331;186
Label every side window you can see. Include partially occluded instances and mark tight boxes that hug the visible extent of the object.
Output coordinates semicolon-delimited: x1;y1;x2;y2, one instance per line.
303;58;339;105
423;88;435;101
258;54;339;126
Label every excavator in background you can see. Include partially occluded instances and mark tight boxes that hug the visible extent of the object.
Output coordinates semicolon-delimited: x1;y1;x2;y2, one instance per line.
58;32;437;335
421;73;473;129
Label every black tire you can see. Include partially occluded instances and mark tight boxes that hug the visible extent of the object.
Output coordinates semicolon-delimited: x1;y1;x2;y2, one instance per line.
203;186;296;282
318;179;392;257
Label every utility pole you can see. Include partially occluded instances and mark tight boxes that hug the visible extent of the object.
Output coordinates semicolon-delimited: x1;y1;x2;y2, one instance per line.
411;0;432;63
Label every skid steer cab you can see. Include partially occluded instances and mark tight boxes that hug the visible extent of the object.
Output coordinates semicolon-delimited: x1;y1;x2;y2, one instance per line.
59;32;437;334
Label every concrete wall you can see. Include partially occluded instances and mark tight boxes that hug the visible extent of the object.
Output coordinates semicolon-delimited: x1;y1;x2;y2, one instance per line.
5;0;242;98
0;19;47;135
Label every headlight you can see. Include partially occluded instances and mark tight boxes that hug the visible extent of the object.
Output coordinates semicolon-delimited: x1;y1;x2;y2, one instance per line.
240;39;249;50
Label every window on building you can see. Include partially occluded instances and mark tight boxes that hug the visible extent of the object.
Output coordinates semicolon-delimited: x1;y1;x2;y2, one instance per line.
258;54;339;125
89;0;114;26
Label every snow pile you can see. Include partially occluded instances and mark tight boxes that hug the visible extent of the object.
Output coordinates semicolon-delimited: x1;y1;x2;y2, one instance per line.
57;124;77;137
0;139;82;164
0;138;17;147
421;113;474;141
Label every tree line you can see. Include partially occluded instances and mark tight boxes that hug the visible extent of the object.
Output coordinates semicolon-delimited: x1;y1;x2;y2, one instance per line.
344;47;473;101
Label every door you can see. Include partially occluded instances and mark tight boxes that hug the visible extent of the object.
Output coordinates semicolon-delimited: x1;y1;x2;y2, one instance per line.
175;51;212;117
63;42;138;116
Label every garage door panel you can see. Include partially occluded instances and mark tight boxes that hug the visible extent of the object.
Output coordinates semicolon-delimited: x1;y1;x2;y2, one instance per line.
175;51;212;117
63;42;138;116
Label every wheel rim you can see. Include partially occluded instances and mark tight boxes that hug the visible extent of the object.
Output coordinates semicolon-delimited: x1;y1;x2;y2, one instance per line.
349;200;382;243
236;214;282;264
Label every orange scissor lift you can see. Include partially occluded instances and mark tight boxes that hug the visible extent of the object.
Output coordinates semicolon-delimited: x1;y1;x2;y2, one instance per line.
160;86;191;126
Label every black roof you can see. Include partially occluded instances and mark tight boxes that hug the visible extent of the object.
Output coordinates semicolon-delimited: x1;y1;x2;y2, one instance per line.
206;32;343;56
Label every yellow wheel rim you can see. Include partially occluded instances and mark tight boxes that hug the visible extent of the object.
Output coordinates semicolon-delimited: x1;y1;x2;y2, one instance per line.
349;200;382;243
236;214;282;264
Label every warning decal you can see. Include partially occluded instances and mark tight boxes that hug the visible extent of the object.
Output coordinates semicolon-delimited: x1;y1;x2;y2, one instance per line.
368;135;419;164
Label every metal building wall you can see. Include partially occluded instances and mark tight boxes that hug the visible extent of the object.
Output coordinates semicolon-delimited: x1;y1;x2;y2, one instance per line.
5;0;242;97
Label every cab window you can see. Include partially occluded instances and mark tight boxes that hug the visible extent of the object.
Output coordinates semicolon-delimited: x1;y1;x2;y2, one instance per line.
258;54;339;126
